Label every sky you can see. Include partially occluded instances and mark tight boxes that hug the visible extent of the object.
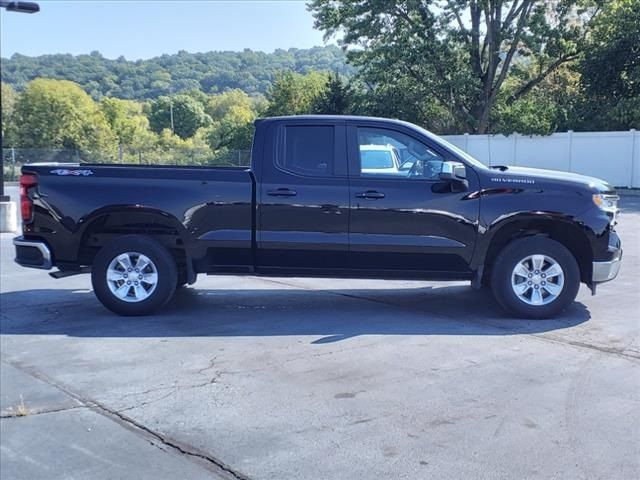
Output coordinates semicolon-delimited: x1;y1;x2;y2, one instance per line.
0;0;331;59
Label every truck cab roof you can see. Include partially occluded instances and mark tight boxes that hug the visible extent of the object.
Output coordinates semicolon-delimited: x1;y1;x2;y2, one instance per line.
255;114;409;126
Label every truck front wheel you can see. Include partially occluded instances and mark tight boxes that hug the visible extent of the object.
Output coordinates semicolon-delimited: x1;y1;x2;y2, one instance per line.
490;236;580;319
91;235;178;316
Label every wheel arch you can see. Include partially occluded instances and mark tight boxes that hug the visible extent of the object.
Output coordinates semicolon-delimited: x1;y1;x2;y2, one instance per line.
77;207;195;283
481;215;593;285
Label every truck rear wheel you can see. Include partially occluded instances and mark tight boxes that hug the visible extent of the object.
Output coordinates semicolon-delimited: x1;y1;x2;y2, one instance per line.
91;235;177;316
490;236;580;319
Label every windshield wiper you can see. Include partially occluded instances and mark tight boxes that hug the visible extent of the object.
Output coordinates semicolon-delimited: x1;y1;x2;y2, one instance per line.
490;165;509;171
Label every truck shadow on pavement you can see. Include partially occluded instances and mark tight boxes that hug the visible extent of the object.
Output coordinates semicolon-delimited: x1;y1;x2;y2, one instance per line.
0;284;590;343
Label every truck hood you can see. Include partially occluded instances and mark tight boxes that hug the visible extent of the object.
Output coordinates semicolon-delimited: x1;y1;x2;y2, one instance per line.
488;166;615;193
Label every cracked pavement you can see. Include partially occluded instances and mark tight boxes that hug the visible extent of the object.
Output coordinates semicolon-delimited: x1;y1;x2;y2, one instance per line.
1;195;639;480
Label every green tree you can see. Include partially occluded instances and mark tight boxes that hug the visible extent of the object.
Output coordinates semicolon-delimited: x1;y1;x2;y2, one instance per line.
265;71;328;116
1;82;18;144
206;105;257;151
204;89;263;151
310;0;603;133
153;128;213;165
148;94;212;139
100;98;151;145
206;89;255;120
182;88;209;109
492;65;582;134
357;78;456;132
11;78;115;153
312;72;354;114
579;0;640;129
100;97;159;161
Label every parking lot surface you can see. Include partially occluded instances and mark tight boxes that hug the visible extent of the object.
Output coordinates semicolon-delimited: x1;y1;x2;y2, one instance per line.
1;193;639;480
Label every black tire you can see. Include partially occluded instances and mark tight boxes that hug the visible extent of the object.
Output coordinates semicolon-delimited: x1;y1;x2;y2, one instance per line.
490;236;580;319
91;235;177;316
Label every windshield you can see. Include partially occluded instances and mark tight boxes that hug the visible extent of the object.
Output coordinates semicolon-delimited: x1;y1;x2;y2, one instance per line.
361;150;395;169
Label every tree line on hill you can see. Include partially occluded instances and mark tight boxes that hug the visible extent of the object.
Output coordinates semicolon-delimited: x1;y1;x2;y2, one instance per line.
1;46;354;100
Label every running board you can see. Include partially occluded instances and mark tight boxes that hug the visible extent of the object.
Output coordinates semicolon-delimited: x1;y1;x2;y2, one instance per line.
49;267;91;279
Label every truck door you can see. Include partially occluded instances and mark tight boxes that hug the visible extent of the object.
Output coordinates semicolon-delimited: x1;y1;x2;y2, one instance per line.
257;120;349;272
347;123;480;275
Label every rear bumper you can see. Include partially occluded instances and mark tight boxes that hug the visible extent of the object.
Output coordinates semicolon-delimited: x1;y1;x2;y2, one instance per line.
592;231;622;283
13;236;53;270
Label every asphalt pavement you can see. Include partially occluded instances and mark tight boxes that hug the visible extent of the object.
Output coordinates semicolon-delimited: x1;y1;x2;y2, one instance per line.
1;191;638;480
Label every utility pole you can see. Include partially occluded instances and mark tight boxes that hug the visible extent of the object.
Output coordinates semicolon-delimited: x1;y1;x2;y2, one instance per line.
169;84;175;134
0;1;40;232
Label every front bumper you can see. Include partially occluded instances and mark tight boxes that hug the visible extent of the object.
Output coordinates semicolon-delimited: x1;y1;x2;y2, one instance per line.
13;236;53;270
592;231;622;283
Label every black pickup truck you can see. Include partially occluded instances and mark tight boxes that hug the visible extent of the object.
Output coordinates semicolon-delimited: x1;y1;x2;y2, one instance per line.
14;115;622;318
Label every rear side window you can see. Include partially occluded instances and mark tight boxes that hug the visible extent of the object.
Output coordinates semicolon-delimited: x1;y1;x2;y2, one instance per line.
280;125;334;176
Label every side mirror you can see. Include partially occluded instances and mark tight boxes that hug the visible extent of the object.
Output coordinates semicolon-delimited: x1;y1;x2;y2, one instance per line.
439;161;466;181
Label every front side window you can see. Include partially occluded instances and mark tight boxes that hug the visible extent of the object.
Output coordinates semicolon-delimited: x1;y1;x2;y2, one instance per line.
280;125;334;176
357;127;444;180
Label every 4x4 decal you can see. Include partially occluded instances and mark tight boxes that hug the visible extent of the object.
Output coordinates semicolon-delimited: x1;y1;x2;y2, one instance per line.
50;169;94;176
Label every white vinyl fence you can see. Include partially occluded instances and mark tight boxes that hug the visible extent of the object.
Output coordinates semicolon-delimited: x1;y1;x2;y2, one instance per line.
442;130;639;188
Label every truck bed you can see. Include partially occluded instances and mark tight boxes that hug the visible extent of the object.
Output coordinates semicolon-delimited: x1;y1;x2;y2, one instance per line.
21;162;255;267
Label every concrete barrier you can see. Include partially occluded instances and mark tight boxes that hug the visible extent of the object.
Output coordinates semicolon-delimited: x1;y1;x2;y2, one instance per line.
0;200;18;233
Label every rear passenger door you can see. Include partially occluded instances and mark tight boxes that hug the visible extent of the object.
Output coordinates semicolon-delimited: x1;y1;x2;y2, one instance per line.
257;120;349;272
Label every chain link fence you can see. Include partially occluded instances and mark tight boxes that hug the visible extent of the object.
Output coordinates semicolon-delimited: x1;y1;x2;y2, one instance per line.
2;148;251;181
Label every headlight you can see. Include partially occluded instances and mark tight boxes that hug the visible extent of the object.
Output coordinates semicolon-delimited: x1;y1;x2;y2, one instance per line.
593;194;619;215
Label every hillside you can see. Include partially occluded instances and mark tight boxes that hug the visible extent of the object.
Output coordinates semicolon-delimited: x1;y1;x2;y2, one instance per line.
0;45;353;100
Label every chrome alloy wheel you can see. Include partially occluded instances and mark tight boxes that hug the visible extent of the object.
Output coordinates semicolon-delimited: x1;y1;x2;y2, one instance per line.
106;252;158;303
511;254;564;306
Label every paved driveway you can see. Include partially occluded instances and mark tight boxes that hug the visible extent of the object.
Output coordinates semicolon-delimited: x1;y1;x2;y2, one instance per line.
1;195;639;480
